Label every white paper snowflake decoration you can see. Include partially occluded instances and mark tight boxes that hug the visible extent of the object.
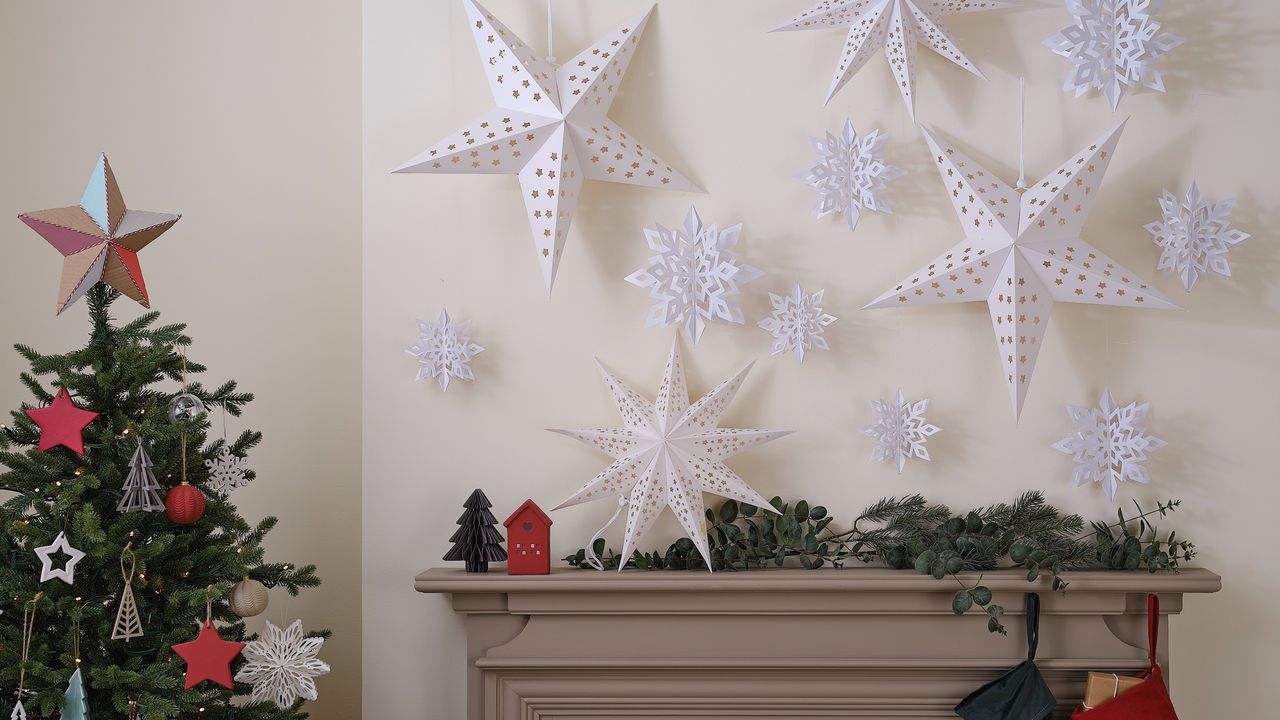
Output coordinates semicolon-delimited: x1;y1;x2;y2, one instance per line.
552;339;791;570
865;388;941;473
626;207;763;345
34;531;85;585
1052;389;1166;501
803;120;904;232
406;309;484;391
758;283;838;363
1044;0;1183;112
1145;181;1251;292
206;446;251;493
234;619;330;709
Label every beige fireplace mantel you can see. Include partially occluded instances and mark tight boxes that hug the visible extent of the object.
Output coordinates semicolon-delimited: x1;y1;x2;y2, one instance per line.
416;567;1220;719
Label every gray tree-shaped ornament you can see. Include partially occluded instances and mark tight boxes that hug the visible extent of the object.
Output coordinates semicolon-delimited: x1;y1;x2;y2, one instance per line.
116;440;166;513
443;489;507;573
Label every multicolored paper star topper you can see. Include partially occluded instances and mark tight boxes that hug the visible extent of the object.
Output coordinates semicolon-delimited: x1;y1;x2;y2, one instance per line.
25;388;98;455
18;154;180;315
172;620;246;689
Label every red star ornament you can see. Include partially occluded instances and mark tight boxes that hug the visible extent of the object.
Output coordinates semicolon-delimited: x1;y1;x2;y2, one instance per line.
25;388;98;454
172;620;246;689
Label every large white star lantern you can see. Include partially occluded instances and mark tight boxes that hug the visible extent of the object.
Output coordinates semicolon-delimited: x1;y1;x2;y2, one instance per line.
1145;181;1251;293
395;0;699;294
864;123;1180;418
1052;388;1166;501
771;0;1014;119
552;341;791;570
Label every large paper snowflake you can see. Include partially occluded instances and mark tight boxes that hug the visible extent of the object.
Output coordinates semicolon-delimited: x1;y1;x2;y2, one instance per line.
234;620;330;709
1145;181;1250;293
406;309;484;391
552;340;791;570
803;120;904;232
205;446;250;493
771;0;1013;119
625;207;762;346
1044;0;1183;112
1052;389;1166;501
758;283;838;363
865;388;941;473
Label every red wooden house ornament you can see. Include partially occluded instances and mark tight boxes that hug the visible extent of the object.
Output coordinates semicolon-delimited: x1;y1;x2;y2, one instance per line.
503;499;553;575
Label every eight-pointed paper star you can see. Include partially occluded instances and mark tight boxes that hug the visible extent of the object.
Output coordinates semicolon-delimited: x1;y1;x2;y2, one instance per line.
25;388;98;455
864;122;1180;418
172;620;246;689
18;154;180;315
395;0;699;294
771;0;1014;119
551;339;791;571
34;531;85;585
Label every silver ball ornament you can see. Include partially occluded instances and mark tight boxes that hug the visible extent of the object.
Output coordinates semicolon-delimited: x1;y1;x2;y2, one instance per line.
167;393;206;423
230;576;270;618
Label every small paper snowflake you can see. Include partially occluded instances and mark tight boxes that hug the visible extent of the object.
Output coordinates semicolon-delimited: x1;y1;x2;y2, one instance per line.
234;619;330;709
1145;181;1250;292
205;446;250;493
626;206;762;345
1052;389;1167;501
757;283;838;363
406;309;483;391
803;120;903;232
1044;0;1183;111
865;389;941;474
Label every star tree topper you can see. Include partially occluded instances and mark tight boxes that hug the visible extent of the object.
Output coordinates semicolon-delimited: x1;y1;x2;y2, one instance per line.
18;154;180;314
395;0;699;294
25;388;98;455
771;0;1014;119
552;340;790;570
172;619;246;689
1051;388;1165;501
864;123;1180;418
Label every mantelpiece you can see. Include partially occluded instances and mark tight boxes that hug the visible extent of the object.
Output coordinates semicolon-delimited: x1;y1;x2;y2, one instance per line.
416;567;1220;719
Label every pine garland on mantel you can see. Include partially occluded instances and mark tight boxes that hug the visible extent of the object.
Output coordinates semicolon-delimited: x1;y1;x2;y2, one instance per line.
566;491;1196;634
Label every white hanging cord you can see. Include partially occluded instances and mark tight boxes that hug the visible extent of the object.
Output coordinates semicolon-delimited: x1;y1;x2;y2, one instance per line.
585;496;628;571
1016;76;1027;192
545;0;555;64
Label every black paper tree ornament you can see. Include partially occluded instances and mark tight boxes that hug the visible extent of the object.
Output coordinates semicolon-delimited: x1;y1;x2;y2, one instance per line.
443;489;508;573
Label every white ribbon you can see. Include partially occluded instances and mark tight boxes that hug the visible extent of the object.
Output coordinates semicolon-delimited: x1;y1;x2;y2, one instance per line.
585;496;629;571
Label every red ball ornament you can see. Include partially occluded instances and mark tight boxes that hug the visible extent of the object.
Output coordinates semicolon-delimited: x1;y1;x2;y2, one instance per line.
165;482;206;524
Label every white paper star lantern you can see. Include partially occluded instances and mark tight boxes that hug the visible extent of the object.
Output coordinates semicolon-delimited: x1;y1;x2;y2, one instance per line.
1145;181;1250;292
1044;0;1183;112
406;309;484;391
865;388;941;473
803;119;904;232
395;0;699;294
864;122;1180;418
234;619;330;709
758;283;838;363
1052;389;1166;501
552;340;791;570
771;0;1014;119
34;531;85;585
625;206;762;345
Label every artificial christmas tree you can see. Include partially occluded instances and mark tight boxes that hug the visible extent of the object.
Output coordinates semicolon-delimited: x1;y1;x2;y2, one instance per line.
0;286;325;720
443;489;507;573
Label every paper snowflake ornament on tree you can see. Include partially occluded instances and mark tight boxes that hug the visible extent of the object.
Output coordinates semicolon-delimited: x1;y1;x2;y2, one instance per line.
206;446;251;493
406;309;484;391
394;0;699;294
803;120;904;232
1052;388;1166;501
757;283;838;363
771;0;1013;118
234;619;330;708
864;388;941;473
552;340;791;570
1145;181;1250;292
864;123;1180;418
625;207;762;345
34;531;85;585
1044;0;1183;112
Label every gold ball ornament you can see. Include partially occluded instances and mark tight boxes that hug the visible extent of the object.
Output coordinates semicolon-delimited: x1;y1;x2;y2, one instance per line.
229;577;269;618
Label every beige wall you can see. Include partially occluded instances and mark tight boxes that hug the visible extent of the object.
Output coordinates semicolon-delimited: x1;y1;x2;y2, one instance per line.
0;3;362;719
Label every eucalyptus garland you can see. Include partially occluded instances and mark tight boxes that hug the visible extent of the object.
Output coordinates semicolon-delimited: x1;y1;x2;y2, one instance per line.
566;491;1195;634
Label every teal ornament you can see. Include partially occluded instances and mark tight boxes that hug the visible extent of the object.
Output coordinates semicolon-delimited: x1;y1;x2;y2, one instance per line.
62;667;89;720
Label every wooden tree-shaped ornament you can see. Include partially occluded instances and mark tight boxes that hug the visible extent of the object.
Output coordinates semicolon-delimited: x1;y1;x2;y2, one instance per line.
443;489;508;573
117;440;166;513
112;546;144;641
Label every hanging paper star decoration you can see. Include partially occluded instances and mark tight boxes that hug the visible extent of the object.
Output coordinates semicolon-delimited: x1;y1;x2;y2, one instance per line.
34;531;85;585
552;340;790;570
18;153;180;314
803;119;904;232
864;123;1180;418
172;619;246;689
865;388;941;473
406;309;484;391
625;206;762;345
25;388;98;454
1044;0;1183;112
206;445;252;492
1145;181;1250;293
771;0;1014;119
757;283;838;363
395;0;698;294
234;619;331;708
1052;388;1166;501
